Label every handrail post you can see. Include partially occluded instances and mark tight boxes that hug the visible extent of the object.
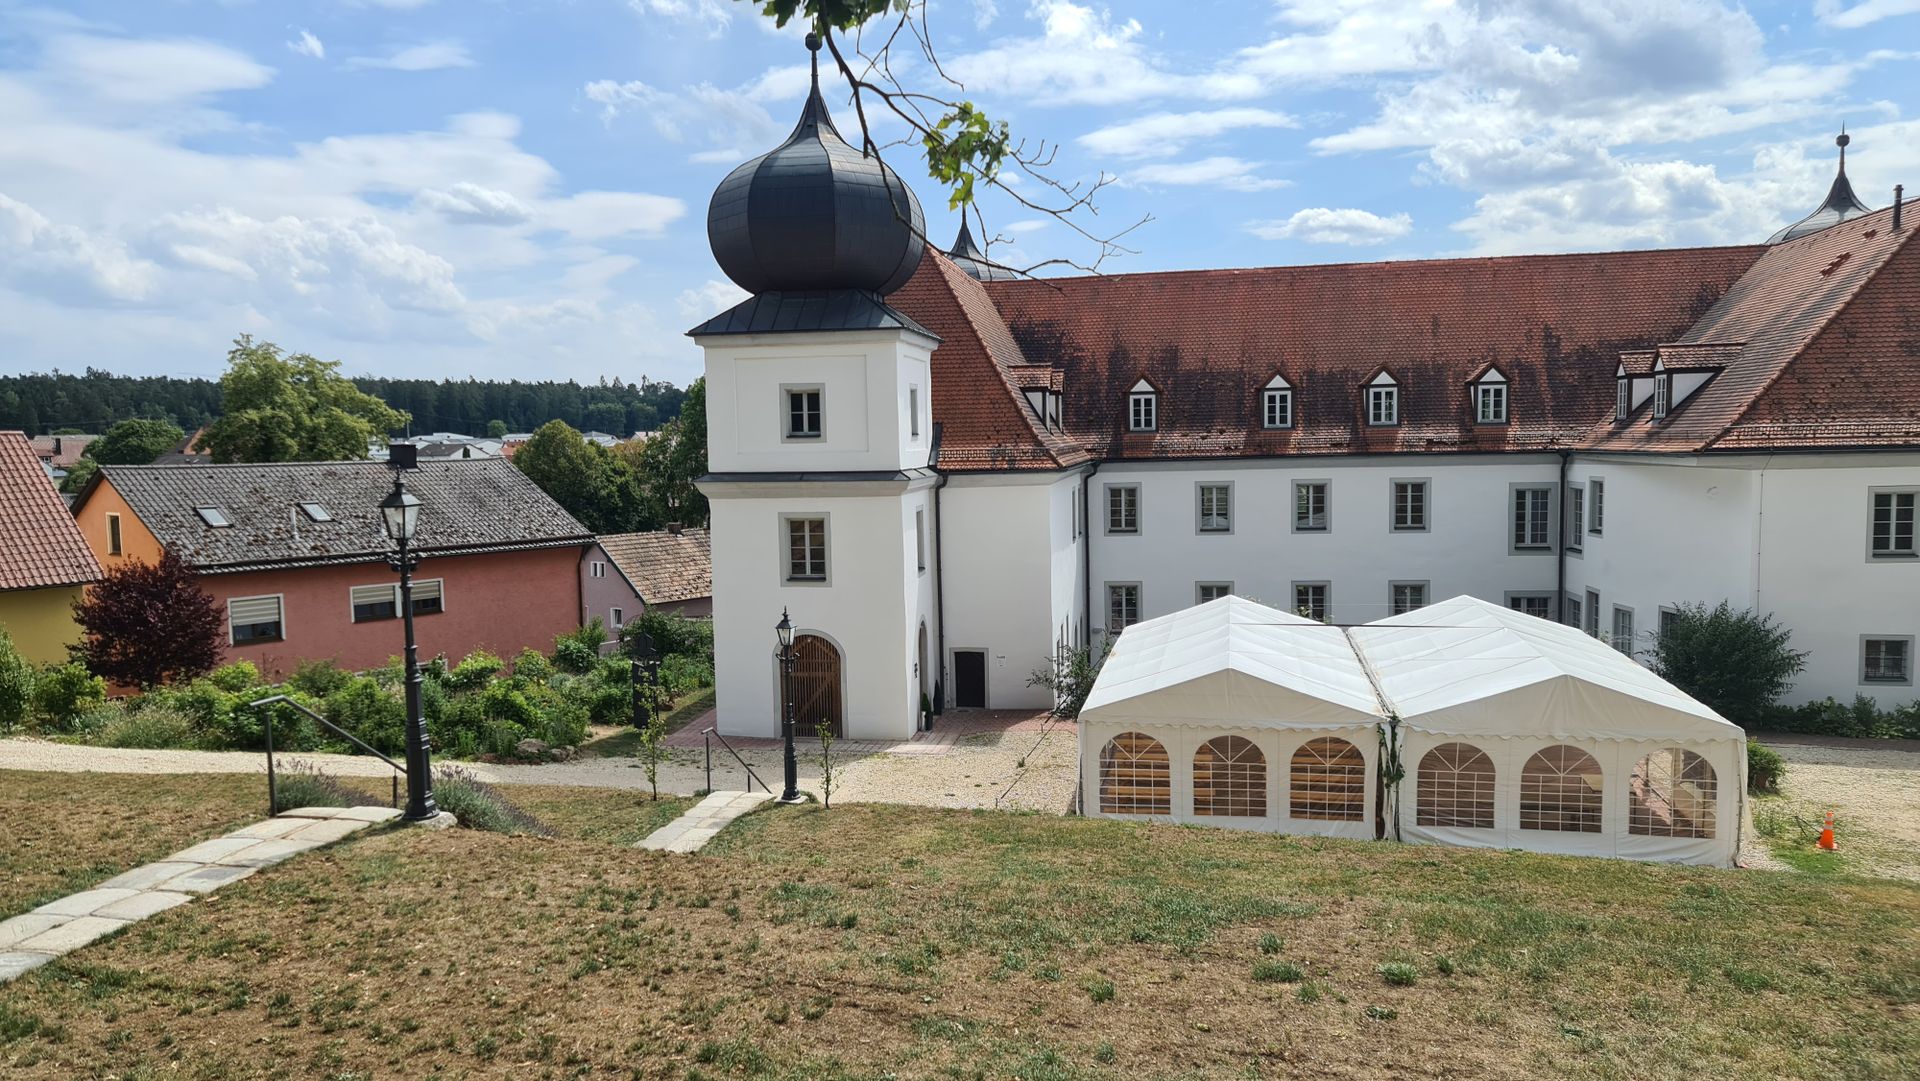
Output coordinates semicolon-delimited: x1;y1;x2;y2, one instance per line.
264;704;277;817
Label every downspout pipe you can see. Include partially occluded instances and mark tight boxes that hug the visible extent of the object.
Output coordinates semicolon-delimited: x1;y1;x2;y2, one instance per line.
1081;460;1100;651
930;423;948;723
1556;449;1571;624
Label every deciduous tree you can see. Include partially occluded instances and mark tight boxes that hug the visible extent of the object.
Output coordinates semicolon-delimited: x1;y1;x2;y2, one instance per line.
91;418;185;465
1649;602;1808;725
513;420;648;534
200;336;408;463
72;551;225;688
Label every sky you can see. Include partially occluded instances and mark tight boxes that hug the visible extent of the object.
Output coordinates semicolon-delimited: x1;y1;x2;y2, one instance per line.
0;0;1916;388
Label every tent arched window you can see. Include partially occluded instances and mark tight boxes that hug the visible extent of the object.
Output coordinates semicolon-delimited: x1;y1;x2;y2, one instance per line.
1289;737;1365;820
1416;742;1496;828
1100;732;1170;815
1628;748;1718;838
1193;736;1266;817
1519;745;1603;832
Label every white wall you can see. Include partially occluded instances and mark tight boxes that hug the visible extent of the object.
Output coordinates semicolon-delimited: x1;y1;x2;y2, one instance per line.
1089;456;1563;630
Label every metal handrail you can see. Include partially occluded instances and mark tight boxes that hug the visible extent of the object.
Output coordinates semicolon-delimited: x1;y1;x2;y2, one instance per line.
702;727;770;795
245;695;407;817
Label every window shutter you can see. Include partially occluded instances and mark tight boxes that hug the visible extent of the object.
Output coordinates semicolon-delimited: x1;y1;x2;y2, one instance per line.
229;596;282;624
350;584;394;608
412;579;444;604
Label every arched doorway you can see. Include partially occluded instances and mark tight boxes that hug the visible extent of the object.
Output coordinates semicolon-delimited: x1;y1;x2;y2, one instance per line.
789;634;843;737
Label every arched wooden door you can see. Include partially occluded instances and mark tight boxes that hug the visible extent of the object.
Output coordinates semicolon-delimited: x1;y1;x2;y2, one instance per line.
789;635;843;737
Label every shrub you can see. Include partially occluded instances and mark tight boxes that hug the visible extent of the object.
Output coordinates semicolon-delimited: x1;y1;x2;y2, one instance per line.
70;550;223;688
512;648;554;685
1026;641;1109;721
0;628;34;734
66;702;125;739
1253;960;1304;983
1756;695;1920;740
1746;740;1786;794
100;706;199;749
660;653;715;696
286;659;353;698
626;610;714;666
272;760;385;814
552;636;599;675
207;661;262;693
431;766;549;834
323;677;407;756
1379;962;1419;987
445;651;505;692
31;663;106;731
1648;602;1807;725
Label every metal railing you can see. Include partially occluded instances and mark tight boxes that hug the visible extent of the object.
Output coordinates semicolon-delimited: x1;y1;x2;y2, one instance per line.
702;727;770;795
245;695;407;818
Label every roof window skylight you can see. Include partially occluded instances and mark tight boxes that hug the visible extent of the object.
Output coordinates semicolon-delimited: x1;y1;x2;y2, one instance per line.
196;506;232;528
299;502;333;522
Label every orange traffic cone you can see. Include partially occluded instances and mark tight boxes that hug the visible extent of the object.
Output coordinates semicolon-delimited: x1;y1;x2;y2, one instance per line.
1817;810;1836;851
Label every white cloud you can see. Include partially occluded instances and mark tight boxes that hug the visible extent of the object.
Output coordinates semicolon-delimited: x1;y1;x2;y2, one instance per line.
286;30;325;61
948;0;1260;106
1815;0;1920;28
676;278;748;319
1248;207;1412;245
584;78;780;151
0;191;157;303
1129;157;1291;192
346;41;475;72
539;191;686;241
42;34;272;104
414;183;533;224
628;0;735;36
1080;107;1296;159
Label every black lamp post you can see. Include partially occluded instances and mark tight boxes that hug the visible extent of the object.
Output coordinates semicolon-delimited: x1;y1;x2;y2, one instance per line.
629;631;659;727
380;456;437;821
774;608;802;803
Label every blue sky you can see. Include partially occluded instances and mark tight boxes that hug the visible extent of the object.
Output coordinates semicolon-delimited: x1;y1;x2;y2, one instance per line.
0;0;1915;388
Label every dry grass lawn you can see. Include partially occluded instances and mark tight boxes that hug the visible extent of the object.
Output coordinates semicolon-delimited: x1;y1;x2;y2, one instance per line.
2;775;1916;1080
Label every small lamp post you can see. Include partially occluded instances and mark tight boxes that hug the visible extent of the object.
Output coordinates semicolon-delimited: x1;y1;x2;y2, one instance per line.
774;609;802;803
381;451;437;821
629;631;659;727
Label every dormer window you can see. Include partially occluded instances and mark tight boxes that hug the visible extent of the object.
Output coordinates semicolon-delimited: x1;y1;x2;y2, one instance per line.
785;386;823;439
1366;372;1399;426
1615;377;1630;420
1262;375;1293;429
1652;371;1671;421
1474;369;1508;424
1128;379;1157;432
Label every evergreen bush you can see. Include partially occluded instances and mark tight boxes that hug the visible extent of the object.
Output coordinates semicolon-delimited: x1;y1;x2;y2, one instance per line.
32;663;104;731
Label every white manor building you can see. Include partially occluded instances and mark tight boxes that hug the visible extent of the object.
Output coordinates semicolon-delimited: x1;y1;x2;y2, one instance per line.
691;59;1920;742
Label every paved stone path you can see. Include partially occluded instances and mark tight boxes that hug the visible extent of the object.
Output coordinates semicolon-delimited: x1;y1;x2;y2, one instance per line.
0;806;399;983
638;790;773;853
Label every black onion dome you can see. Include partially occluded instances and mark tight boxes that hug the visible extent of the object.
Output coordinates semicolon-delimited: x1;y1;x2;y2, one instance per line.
707;42;924;296
1768;131;1873;244
946;219;1016;281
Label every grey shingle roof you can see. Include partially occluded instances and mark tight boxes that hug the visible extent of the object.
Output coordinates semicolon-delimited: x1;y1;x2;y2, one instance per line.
599;528;712;605
91;459;591;574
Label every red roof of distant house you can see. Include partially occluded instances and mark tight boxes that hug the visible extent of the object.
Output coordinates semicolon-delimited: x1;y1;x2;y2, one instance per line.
29;434;98;468
599;527;712;605
0;431;102;591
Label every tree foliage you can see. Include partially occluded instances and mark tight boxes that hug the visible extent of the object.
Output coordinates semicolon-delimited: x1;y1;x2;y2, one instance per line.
0;627;34;733
200;337;409;463
622;377;709;528
512;421;647;534
1648;602;1809;725
71;551;225;688
91;418;185;465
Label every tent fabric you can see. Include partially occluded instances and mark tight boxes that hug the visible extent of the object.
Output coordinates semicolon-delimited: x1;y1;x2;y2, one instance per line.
1076;594;1745;866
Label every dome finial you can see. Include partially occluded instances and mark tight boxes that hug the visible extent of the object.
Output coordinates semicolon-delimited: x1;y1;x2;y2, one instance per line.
1838;126;1849;170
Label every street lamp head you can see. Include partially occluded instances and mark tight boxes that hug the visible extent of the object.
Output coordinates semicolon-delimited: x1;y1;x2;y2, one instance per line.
775;608;794;652
380;481;423;543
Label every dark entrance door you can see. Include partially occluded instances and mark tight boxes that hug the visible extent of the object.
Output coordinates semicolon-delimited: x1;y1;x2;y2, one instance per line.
790;635;842;737
954;650;987;709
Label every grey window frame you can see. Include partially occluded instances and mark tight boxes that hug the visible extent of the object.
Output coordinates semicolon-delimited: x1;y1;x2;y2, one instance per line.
1389;580;1429;615
1658;606;1682;639
1196;581;1234;604
1611;605;1635;653
1367;384;1399;426
1292;581;1330;623
1196;482;1233;535
915;508;927;573
1652;372;1671;420
1510;484;1555;553
908;385;921;440
1128;391;1157;432
780;513;831;585
1390;478;1429;533
1615;379;1630;420
1292;480;1331;533
1861;635;1914;686
1105;483;1140;535
228;593;285;645
1505;592;1555;620
1589;477;1605;535
1563;593;1582;630
1868;488;1918;560
782;384;824;441
1262;388;1293;429
1106;582;1142;634
1475;381;1508;424
1565;485;1584;553
1584;589;1601;637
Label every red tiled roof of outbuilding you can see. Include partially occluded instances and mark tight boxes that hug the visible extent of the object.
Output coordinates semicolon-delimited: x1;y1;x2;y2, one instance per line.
0;430;102;592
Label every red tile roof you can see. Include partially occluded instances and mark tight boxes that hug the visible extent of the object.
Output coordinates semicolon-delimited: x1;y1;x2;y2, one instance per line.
0;430;102;592
599;528;712;605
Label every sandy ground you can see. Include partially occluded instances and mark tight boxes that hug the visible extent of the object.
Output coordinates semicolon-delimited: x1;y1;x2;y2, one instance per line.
1753;739;1920;880
0;719;1079;813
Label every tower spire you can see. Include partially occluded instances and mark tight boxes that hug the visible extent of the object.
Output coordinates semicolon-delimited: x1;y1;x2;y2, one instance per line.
1765;128;1874;243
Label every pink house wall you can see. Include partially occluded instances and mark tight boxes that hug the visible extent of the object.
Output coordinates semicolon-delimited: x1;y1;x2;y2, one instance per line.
207;546;587;679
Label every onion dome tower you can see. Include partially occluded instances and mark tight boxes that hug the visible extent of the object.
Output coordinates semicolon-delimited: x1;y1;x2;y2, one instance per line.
945;219;1016;281
705;34;924;299
1768;131;1874;244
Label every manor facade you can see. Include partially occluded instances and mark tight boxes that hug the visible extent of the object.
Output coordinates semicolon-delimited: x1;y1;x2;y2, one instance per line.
692;60;1919;740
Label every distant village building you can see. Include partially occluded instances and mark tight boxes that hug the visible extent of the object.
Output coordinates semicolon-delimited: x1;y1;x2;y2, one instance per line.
29;433;98;482
69;459;595;678
0;431;102;663
690;45;1919;743
582;526;713;642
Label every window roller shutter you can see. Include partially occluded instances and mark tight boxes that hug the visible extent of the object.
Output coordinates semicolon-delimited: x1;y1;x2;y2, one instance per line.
230;596;282;624
412;579;444;604
351;584;395;607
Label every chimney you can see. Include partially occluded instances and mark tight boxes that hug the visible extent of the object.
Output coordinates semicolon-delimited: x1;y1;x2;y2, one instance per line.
387;442;418;470
666;522;683;535
52;436;62;456
1896;185;1905;231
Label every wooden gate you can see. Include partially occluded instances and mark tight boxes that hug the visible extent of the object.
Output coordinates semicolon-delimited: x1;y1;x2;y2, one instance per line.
789;635;842;737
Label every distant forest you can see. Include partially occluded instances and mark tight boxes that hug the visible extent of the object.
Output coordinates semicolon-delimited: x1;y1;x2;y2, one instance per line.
0;369;689;438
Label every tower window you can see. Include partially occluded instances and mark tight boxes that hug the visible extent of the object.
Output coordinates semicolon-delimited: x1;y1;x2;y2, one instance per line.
785;387;823;439
784;516;828;582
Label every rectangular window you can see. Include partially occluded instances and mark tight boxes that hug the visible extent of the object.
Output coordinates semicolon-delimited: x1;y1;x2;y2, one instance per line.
1293;582;1329;623
1870;490;1917;558
1563;594;1582;630
610;607;625;628
1476;383;1507;423
1391;480;1427;532
106;513;122;556
1263;388;1292;429
1507;594;1554;620
351;583;397;623
909;386;921;439
590;560;606;579
1106;485;1139;535
1196;582;1233;604
786;387;822;439
1652;373;1670;420
1612;606;1635;653
1197;483;1232;534
229;595;284;645
915;509;927;573
1862;637;1913;685
1129;392;1156;432
1106;583;1140;633
1566;486;1584;552
1590;478;1605;535
1512;486;1553;550
1390;581;1428;615
1293;481;1329;533
410;578;444;616
785;517;827;582
1615;379;1630;420
1368;385;1398;426
1585;589;1601;637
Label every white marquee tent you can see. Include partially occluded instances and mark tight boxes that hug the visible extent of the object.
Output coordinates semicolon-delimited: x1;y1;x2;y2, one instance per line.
1079;595;1746;866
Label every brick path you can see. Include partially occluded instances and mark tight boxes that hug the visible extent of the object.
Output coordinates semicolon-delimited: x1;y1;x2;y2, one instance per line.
0;806;399;982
